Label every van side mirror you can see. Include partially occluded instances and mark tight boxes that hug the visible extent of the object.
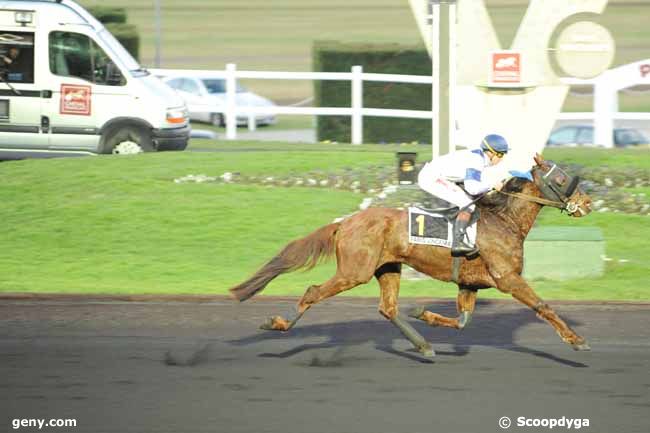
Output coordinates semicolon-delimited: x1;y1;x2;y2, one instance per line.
105;61;124;86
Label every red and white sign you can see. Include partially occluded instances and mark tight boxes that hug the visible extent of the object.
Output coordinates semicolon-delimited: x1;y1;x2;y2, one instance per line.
60;84;92;115
491;51;521;84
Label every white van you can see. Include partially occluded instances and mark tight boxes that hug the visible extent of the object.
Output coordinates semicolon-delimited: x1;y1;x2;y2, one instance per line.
0;0;190;159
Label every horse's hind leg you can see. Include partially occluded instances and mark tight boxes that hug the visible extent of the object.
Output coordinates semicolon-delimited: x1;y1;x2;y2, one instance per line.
261;217;382;331
408;287;477;330
376;263;434;357
260;273;371;331
260;303;306;331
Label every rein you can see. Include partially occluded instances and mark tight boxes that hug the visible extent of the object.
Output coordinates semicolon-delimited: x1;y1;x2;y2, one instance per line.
497;190;566;208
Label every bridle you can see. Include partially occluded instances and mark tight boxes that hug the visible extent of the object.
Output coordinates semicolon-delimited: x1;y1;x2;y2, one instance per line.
498;163;583;214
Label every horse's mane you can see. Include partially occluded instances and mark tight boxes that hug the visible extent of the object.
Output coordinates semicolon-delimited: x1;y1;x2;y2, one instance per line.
477;176;529;213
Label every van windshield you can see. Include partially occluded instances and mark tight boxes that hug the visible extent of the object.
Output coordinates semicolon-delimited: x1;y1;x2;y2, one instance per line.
96;29;146;76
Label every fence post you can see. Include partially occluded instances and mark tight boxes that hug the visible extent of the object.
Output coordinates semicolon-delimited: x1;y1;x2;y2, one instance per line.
248;114;256;131
594;72;615;148
351;65;363;145
226;63;237;140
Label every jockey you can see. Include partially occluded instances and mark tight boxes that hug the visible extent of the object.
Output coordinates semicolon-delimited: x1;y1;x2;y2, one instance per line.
417;134;510;256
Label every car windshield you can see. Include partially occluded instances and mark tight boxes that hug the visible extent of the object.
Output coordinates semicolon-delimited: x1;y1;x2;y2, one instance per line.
202;79;245;94
576;127;593;144
549;127;577;144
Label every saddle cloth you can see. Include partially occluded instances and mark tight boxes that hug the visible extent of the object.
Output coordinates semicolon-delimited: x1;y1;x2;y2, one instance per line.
407;206;477;248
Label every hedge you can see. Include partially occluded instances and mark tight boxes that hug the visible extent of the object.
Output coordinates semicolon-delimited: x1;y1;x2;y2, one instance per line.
313;41;431;144
88;7;139;61
87;6;127;24
105;23;140;61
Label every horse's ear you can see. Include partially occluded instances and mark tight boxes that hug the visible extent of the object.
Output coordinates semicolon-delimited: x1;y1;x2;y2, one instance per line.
534;153;544;166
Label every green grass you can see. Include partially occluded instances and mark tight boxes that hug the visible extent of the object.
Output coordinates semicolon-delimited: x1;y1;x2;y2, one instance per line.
521;209;650;301
543;147;650;169
562;93;650;114
186;137;428;155
0;144;414;295
623;187;650;196
0;143;648;300
76;0;650;110
182;139;650;171
0;152;363;294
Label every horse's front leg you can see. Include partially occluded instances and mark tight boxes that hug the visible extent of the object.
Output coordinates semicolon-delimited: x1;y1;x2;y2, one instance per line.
408;288;477;330
494;272;590;351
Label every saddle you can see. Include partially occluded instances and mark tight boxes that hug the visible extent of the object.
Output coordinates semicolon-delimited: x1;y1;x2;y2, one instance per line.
418;197;481;222
407;200;480;249
408;202;481;283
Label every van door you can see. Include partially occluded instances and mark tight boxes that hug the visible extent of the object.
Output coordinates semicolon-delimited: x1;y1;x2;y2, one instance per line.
0;31;47;149
44;30;130;151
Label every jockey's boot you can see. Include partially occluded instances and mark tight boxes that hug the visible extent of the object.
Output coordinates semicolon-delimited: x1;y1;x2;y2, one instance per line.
451;210;478;257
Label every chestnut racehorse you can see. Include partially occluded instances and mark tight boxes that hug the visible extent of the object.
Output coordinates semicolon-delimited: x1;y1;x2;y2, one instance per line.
229;155;593;357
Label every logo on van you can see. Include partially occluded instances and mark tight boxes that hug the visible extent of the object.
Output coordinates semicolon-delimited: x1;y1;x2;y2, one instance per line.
641;64;650;78
60;84;92;116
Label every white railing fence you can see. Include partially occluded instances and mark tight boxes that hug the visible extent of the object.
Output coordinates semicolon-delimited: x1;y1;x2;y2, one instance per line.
556;78;650;123
559;61;650;147
556;112;650;121
152;64;649;145
152;64;433;144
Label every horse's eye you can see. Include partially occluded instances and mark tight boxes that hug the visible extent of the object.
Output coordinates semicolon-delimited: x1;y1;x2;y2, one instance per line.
555;174;567;186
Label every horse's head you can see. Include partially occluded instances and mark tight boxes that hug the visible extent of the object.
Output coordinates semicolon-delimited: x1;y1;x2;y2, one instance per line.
530;153;592;217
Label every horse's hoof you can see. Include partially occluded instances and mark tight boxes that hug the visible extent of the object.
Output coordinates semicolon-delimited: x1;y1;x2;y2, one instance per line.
407;306;425;320
419;345;435;358
260;317;275;331
457;311;472;330
260;316;289;331
572;342;591;351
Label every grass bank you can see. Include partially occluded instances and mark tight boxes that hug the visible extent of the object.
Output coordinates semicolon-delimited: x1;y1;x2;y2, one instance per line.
0;145;648;300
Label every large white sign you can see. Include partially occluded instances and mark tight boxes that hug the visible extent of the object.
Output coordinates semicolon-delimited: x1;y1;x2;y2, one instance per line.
409;0;614;170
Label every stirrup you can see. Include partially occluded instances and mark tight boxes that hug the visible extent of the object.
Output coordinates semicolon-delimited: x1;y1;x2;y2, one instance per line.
451;244;478;257
451;235;478;256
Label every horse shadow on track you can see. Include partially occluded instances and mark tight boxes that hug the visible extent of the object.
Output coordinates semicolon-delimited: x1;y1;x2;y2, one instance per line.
228;300;589;368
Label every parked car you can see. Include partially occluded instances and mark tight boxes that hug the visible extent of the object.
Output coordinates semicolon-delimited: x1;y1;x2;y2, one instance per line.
162;75;276;127
547;125;649;148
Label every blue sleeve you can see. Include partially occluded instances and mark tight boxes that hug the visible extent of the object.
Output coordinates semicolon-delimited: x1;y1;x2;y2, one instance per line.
509;170;533;181
464;167;492;195
465;168;481;182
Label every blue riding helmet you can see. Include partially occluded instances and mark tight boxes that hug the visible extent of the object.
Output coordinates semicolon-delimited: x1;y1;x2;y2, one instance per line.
480;134;510;155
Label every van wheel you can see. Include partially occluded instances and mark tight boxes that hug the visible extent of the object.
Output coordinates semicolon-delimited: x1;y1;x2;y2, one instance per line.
210;113;224;127
102;125;155;155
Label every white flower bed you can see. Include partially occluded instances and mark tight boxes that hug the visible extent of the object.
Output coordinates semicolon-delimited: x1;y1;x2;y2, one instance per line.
172;162;650;216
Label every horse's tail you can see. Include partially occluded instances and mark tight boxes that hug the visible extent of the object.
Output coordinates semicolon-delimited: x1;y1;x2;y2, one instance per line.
229;223;340;302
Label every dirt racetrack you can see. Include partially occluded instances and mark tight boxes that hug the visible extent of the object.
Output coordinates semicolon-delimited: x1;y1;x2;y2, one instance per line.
1;295;649;433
